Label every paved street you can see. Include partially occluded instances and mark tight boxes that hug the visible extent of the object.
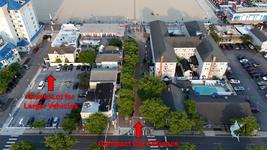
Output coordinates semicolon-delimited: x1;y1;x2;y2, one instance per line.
9;66;85;127
224;49;267;130
1;134;267;150
0;40;50;127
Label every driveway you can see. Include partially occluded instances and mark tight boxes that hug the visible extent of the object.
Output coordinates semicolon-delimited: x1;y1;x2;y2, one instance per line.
224;49;267;130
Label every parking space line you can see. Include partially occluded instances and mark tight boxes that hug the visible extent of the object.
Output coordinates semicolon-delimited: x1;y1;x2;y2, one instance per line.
6;141;15;144
4;145;11;148
8;138;17;141
148;139;156;141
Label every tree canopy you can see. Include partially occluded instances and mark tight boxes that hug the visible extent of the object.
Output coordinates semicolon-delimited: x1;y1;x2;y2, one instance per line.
31;119;45;129
84;113;109;134
45;133;76;150
177;143;196;150
108;38;123;48
236;116;260;136
62;117;76;132
140;98;170;128
10;141;35;150
88;144;104;150
184;99;198;119
168;112;193;134
246;145;267;150
78;51;96;64
138;75;166;100
0;63;21;93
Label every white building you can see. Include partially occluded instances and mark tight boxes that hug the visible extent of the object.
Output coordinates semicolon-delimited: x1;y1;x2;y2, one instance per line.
51;24;80;48
0;0;40;46
0;39;21;69
48;45;78;63
149;20;228;79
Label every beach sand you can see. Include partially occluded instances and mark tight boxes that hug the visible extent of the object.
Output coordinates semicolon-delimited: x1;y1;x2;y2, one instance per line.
32;0;216;23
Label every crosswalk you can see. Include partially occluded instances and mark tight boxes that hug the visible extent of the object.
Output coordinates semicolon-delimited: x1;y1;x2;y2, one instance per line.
2;135;19;150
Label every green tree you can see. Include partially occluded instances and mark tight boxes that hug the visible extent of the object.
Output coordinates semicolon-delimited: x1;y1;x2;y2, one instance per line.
79;72;90;89
138;75;166;100
88;144;104;150
55;58;62;63
168;112;193;134
214;146;223;150
65;58;70;63
84;113;109;134
177;143;196;150
9;62;21;73
246;145;267;150
140;98;170;128
0;68;14;93
31;119;45;133
66;105;82;122
236;116;260;136
10;141;35;150
109;38;123;48
184;99;198;119
45;133;76;150
78;51;96;64
118;98;134;117
62;117;76;132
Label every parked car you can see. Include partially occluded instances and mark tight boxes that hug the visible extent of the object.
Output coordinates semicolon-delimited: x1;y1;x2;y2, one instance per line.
248;44;254;50
81;65;86;71
68;64;74;71
230;79;240;84
63;64;68;71
259;86;267;90
263;76;267;81
26;117;35;127
23;64;30;70
234;86;245;91
72;83;79;90
251;108;260;113
240;59;248;64
264;54;267;59
252;73;262;78
76;65;81;70
56;65;61;72
38;98;45;105
237;56;245;60
257;81;267;86
46;117;53;127
52;117;59;127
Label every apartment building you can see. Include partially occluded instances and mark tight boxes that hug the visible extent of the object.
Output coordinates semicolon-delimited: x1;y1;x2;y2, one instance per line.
149;20;228;79
0;0;40;45
0;39;20;69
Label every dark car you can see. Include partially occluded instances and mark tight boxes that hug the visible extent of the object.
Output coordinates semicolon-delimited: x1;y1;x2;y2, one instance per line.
63;64;68;71
252;73;261;78
251;108;260;113
85;65;91;71
76;65;81;70
38;98;45;105
72;83;79;90
68;64;74;71
81;65;86;71
46;117;53;127
259;86;267;90
26;117;35;127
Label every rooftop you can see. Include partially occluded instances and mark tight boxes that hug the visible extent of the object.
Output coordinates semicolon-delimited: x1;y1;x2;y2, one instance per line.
95;83;114;112
48;45;76;54
0;42;15;61
250;28;267;42
79;24;125;37
215;25;242;36
184;21;208;37
51;24;80;48
95;53;123;63
196;36;228;62
81;101;100;114
0;0;30;10
90;68;118;82
149;20;177;62
192;95;252;125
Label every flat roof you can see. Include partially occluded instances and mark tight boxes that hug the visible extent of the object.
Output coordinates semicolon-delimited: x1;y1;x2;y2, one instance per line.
81;101;100;113
79;24;125;37
95;53;123;63
90;68;118;82
96;83;114;112
51;24;80;48
215;25;241;36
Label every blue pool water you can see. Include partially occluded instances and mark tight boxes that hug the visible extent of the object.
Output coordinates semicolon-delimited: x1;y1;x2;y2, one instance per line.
193;86;218;95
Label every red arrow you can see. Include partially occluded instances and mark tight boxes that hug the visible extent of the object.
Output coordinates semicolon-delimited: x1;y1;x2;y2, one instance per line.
47;75;56;91
134;122;143;138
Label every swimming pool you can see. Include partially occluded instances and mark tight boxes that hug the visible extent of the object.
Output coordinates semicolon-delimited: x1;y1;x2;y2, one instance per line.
193;86;218;95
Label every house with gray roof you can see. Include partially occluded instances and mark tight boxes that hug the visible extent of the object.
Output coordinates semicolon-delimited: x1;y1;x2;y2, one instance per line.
89;68;118;89
249;28;267;51
149;20;228;79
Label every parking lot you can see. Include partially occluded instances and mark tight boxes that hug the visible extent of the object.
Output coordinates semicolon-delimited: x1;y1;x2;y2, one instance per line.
224;48;267;130
9;64;89;128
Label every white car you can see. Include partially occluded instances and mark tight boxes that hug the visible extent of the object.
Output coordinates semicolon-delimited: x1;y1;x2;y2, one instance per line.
52;117;59;127
264;54;267;59
240;59;248;63
230;79;240;84
248;44;254;50
56;65;61;72
263;76;267;81
234;86;245;91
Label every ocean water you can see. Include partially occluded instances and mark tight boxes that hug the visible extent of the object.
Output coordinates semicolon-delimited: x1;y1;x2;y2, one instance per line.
32;0;64;22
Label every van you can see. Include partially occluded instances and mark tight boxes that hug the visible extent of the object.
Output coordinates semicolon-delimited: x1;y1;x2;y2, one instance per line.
37;81;45;90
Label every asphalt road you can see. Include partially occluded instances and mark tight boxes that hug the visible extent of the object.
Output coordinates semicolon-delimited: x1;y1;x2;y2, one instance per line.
1;135;267;150
224;49;267;130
